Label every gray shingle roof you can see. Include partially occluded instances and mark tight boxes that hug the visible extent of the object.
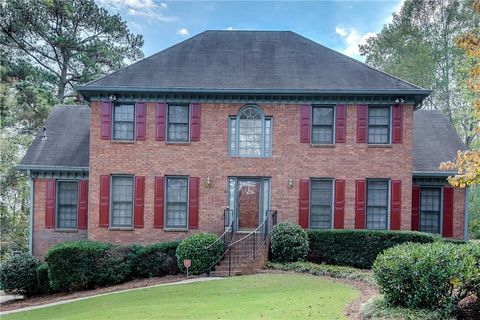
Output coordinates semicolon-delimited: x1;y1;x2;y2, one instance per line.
79;30;428;94
413;110;466;173
19;105;90;170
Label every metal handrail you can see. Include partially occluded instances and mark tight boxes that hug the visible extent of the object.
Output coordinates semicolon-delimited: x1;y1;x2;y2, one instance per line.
206;208;236;273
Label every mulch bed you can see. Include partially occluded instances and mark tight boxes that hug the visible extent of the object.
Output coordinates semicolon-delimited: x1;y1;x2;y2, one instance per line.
0;274;194;312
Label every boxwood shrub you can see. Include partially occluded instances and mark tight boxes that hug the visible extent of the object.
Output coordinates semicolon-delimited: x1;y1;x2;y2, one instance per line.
271;223;309;262
307;230;437;269
129;241;180;278
36;263;52;294
176;233;223;275
0;253;40;296
373;242;480;313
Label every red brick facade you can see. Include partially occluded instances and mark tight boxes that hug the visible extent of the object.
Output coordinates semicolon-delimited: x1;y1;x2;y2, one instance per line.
30;101;466;258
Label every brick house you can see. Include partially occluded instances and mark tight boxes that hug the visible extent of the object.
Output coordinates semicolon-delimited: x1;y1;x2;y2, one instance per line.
19;31;468;259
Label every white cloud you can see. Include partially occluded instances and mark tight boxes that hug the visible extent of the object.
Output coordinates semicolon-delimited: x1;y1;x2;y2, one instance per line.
97;0;176;22
177;28;190;37
335;26;376;58
227;26;235;31
385;0;406;24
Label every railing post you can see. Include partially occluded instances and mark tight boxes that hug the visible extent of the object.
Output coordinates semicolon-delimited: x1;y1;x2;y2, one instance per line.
228;249;231;277
253;233;256;259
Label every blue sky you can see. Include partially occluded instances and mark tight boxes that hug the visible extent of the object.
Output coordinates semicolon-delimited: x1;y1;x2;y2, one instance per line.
97;0;404;61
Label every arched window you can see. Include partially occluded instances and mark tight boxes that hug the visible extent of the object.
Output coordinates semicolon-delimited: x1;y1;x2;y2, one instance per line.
229;105;272;157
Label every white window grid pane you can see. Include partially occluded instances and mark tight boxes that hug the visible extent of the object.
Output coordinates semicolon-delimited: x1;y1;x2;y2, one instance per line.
57;181;78;229
310;180;333;229
229;118;237;156
366;180;388;230
312;126;333;144
168;123;189;141
111;176;133;227
168;105;189;124
113;105;135;141
420;188;441;233
167;105;189;142
368;107;390;144
166;178;188;228
312;107;334;126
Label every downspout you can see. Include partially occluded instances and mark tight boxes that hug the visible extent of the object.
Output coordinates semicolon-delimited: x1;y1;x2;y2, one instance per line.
463;187;469;242
28;171;34;255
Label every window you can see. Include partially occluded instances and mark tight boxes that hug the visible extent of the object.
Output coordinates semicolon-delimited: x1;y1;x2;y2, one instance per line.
310;180;333;229
366;180;389;230
166;177;188;229
312;106;334;144
113;104;135;140
229;105;272;157
111;176;134;228
368;106;390;144
167;104;189;142
56;181;78;229
420;188;441;234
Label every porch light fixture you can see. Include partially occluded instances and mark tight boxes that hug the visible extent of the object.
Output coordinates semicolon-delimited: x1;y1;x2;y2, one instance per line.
288;178;293;188
206;176;211;188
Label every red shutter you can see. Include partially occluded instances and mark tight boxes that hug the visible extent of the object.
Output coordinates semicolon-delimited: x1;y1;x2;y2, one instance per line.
335;105;347;143
392;104;403;143
300;104;311;143
390;180;402;230
77;180;88;229
190;103;201;141
45;179;56;229
156;103;167;141
357;104;368;143
411;186;420;231
299;179;310;228
100;101;112;140
442;187;454;237
154;177;165;228
189;177;200;229
334;179;345;229
355;180;366;229
134;176;145;228
99;175;110;228
135;102;146;140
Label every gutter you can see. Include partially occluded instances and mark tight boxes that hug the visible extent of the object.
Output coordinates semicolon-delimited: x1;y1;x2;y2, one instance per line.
28;170;34;255
17;165;89;172
412;171;456;177
464;187;470;241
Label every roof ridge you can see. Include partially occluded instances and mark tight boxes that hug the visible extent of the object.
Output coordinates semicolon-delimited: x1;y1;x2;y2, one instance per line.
288;31;427;91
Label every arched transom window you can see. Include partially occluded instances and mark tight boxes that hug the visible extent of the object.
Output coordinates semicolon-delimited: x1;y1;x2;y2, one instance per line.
229;105;272;157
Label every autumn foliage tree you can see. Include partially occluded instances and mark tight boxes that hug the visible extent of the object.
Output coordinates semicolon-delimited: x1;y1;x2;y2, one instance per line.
441;0;480;187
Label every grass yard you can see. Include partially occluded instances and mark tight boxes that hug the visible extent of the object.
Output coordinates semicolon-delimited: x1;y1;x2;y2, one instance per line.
3;274;358;320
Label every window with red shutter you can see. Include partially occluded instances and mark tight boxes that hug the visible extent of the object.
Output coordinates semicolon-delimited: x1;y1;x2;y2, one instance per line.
77;180;88;229
334;179;345;229
154;177;165;228
135;102;146;140
45;179;56;228
411;186;420;231
299;179;310;228
390;180;401;230
99;175;110;227
392;104;403;143
189;177;200;229
190;103;201;141
356;105;367;143
355;180;366;229
335;105;347;143
156;103;167;141
300;105;311;143
442;187;454;237
134;176;145;228
100;102;112;140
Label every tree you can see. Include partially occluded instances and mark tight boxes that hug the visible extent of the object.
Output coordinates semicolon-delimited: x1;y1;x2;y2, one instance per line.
0;0;144;102
360;0;479;147
440;0;480;188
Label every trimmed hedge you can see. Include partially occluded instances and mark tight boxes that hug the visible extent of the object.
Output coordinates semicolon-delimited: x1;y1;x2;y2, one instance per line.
307;230;438;269
45;240;180;292
36;264;52;294
176;233;223;275
373;242;480;313
0;253;40;296
271;223;309;262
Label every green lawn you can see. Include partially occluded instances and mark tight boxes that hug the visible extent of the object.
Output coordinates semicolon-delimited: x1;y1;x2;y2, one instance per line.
4;274;358;320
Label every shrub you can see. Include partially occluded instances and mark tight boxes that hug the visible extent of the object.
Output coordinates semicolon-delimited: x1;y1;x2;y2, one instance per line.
45;240;113;291
373;242;480;314
176;233;223;275
308;230;437;269
36;264;52;294
0;253;40;296
129;241;180;278
270;223;309;262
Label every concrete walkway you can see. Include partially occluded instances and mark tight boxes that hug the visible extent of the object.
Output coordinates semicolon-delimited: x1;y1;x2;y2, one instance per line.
0;291;22;304
0;277;223;316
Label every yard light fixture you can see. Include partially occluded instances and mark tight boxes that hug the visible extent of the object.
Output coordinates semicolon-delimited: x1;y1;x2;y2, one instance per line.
288;178;293;188
206;176;211;188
